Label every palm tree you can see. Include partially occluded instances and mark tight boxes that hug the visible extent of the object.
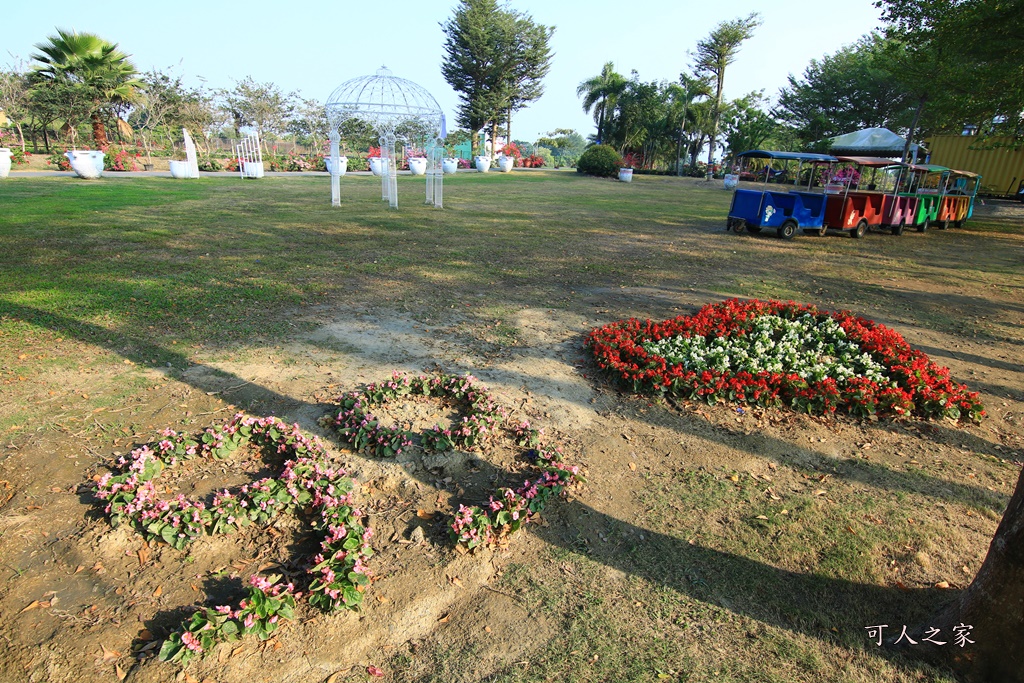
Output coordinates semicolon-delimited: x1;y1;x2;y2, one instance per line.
31;28;142;147
692;13;761;178
667;73;711;175
576;62;626;145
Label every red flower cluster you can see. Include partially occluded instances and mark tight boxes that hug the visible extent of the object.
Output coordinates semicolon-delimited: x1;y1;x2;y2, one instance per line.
584;298;984;422
520;154;546;168
499;142;523;162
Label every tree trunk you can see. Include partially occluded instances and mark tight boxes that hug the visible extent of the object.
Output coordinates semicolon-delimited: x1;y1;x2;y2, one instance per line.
903;95;926;164
91;112;109;148
506;106;512;145
910;466;1024;681
675;125;684;176
597;100;605;145
491;121;499;158
706;78;724;180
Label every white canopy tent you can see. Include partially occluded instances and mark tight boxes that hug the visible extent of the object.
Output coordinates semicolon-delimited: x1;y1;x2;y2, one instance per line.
827;127;925;161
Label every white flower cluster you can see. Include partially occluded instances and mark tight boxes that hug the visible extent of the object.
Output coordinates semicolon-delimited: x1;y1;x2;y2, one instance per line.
643;314;892;386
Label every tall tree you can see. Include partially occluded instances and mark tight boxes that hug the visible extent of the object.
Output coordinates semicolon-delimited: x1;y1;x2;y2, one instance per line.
609;74;668;167
441;0;552;157
222;77;295;152
774;34;916;147
0;61;32;150
669;72;711;175
692;13;761;178
877;0;1024;158
441;0;508;157
500;14;554;143
287;96;329;152
576;62;626;145
30;28;142;147
130;69;190;164
721;92;781;161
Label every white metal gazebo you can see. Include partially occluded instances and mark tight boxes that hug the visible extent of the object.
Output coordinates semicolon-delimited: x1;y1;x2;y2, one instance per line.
325;66;447;209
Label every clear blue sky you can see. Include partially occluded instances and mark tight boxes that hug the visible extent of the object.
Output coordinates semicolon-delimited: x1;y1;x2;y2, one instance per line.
4;0;884;144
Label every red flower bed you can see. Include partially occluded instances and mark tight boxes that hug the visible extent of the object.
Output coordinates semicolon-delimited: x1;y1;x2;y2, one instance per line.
584;298;984;422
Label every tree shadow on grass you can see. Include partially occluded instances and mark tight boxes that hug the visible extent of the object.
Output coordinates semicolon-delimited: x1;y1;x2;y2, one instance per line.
533;496;955;670
3;300;984;679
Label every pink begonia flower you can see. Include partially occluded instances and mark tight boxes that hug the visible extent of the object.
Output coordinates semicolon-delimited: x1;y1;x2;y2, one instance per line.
181;631;203;652
243;613;256;629
367;665;385;677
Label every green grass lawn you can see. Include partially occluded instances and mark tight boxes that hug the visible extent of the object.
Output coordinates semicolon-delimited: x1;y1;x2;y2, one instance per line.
1;172;1021;682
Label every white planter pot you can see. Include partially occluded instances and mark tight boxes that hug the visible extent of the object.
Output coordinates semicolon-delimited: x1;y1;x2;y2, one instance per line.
496;155;515;173
618;168;634;183
0;148;11;179
408;157;427;176
723;173;739;190
169;160;196;179
474;155;491;173
442;158;459;174
241;161;264;179
325;155;348;177
369;157;385;176
66;150;104;179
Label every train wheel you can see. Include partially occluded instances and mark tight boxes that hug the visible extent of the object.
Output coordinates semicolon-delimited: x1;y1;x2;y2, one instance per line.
939;219;950;230
818;225;828;237
851;219;867;239
891;221;905;236
777;220;798;240
955;220;964;228
918;220;929;233
730;218;745;233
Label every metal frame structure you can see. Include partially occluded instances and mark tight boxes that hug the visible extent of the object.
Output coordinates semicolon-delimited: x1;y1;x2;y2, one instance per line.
236;133;264;179
325;66;446;209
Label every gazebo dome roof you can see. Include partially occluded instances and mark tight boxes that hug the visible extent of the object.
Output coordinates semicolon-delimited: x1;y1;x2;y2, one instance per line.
325;66;445;135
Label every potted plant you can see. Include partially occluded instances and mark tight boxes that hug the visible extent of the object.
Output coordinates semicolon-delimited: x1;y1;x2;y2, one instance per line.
474;155;491;173
0;148;11;179
442;157;459;174
66;149;105;179
496;155;515;173
169;151;192;179
325;155;348;176
618;152;639;183
497;143;521;173
407;148;427;176
367;146;385;176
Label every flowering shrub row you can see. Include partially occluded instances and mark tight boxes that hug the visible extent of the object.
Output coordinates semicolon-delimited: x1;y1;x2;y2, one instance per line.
159;575;297;666
94;413;372;664
322;371;507;458
585;298;984;422
450;434;580;549
104;145;141;172
323;372;581;549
